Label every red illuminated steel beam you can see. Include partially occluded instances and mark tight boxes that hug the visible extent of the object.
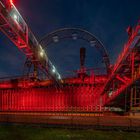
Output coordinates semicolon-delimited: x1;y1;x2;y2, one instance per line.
0;0;62;85
103;52;140;106
103;71;140;106
116;75;130;84
100;23;140;96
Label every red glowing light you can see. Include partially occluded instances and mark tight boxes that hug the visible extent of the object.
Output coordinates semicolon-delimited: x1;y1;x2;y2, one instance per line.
10;0;13;5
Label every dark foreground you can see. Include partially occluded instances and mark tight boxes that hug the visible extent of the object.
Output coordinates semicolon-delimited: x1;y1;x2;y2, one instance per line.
0;125;140;140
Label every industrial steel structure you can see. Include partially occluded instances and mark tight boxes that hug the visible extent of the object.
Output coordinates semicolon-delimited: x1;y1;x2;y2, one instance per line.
0;0;140;119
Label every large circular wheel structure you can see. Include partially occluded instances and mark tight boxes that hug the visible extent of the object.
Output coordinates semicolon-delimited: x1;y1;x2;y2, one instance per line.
40;28;110;73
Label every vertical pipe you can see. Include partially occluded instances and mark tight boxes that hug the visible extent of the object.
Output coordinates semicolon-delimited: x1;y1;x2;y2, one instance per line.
130;87;133;111
130;52;135;112
124;89;127;112
134;86;136;106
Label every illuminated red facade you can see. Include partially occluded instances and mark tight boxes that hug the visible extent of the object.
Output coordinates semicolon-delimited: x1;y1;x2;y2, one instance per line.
0;76;107;112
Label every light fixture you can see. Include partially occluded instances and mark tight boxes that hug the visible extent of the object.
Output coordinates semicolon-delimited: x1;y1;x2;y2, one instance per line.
39;47;45;58
53;36;59;43
10;0;13;5
58;74;61;80
40;51;44;57
72;33;77;40
90;40;96;47
12;14;18;21
52;66;56;73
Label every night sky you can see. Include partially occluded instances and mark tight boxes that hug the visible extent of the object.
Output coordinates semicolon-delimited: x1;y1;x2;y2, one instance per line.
0;0;140;78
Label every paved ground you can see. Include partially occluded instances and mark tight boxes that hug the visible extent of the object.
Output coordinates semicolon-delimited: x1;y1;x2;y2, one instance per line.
0;112;140;129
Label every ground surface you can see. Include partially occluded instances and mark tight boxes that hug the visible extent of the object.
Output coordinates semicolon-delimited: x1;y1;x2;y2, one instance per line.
0;125;140;140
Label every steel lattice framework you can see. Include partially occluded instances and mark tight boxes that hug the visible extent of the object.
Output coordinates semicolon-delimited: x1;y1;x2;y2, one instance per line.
99;23;140;109
0;0;62;85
